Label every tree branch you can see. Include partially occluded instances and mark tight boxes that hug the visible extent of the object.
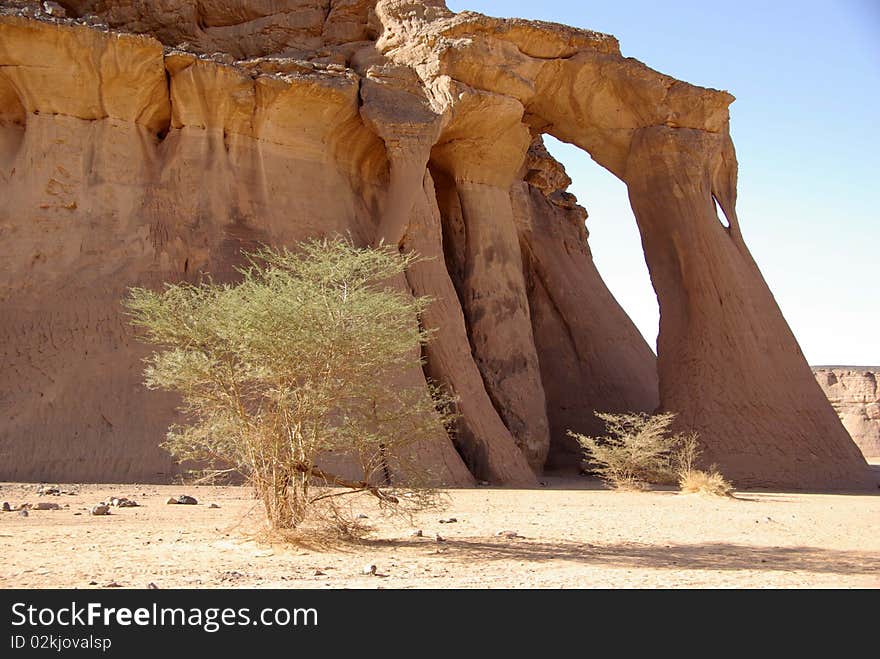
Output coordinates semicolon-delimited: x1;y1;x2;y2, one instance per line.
293;462;399;504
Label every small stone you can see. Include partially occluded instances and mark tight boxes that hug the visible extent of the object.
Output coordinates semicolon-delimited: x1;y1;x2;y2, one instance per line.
362;564;377;576
314;570;326;576
166;497;178;505
497;530;521;539
355;513;369;519
90;505;110;516
33;502;60;511
18;509;28;517
435;534;445;542
88;581;98;586
176;495;198;505
105;582;122;588
42;2;66;18
37;485;60;496
147;582;159;590
208;503;220;509
410;530;423;538
439;517;458;524
2;502;10;512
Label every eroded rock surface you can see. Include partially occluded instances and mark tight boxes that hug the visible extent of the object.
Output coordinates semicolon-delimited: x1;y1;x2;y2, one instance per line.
0;0;872;489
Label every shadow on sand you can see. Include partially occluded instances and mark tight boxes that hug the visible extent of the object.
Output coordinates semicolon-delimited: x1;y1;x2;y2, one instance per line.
364;537;879;576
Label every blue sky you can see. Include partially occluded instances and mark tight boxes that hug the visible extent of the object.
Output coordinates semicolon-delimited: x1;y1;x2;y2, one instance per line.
446;0;880;365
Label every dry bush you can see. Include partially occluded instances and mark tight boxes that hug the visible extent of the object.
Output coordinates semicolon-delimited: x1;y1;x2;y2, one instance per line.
568;412;680;489
569;413;734;494
679;469;734;497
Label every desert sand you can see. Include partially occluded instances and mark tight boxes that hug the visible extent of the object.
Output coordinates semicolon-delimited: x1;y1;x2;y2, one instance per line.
2;477;877;589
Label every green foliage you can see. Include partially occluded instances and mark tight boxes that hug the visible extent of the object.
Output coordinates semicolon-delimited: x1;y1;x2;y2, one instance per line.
570;413;733;494
568;412;681;489
125;239;454;530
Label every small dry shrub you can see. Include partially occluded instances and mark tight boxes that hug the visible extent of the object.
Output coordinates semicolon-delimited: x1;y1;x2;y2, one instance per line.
568;412;680;489
569;413;734;494
679;468;734;497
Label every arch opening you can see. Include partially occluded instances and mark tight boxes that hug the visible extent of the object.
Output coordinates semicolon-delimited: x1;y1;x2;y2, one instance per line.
542;135;660;351
515;133;661;472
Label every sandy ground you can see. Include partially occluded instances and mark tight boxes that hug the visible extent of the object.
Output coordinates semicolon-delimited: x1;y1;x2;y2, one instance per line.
1;478;878;589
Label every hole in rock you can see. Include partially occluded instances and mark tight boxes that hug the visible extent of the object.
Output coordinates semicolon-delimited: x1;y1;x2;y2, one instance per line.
713;194;730;229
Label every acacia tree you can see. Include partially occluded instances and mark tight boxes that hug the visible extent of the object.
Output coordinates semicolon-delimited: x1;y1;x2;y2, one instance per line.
125;239;454;529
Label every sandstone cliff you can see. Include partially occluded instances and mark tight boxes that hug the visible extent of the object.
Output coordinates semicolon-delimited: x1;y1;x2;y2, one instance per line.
0;0;873;489
814;368;880;459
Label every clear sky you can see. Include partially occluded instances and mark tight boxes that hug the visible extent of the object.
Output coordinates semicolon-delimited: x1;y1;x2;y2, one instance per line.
446;0;880;366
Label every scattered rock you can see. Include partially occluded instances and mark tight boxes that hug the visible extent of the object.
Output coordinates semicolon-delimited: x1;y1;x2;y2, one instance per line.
410;530;423;538
16;503;32;511
165;497;178;505
362;564;377;576
105;582;122;588
42;2;66;18
497;530;521;539
314;570;326;577
36;485;60;496
219;571;244;582
90;505;110;516
18;509;28;517
88;581;98;586
33;502;60;511
2;502;10;512
355;513;369;519
208;503;220;509
435;534;446;543
175;495;198;505
147;582;159;590
110;497;138;508
439;517;458;524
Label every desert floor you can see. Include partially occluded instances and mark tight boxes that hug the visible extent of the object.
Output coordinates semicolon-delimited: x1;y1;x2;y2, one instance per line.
1;476;878;589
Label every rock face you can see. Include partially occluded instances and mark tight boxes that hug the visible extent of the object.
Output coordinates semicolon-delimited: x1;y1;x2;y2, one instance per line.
814;368;880;459
0;0;873;489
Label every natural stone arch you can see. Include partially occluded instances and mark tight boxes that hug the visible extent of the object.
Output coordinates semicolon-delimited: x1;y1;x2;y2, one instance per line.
0;1;872;490
373;1;873;489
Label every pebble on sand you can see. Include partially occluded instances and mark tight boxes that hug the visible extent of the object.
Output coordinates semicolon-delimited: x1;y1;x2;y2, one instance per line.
168;495;198;505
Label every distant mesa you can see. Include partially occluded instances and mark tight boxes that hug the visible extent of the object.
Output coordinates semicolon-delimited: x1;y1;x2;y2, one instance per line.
813;367;880;460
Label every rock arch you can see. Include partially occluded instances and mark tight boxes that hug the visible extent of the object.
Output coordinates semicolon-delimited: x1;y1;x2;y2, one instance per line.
0;1;872;490
370;0;873;489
